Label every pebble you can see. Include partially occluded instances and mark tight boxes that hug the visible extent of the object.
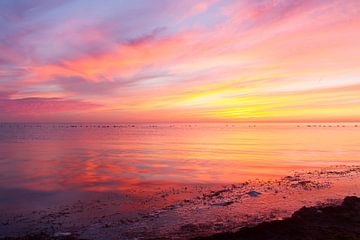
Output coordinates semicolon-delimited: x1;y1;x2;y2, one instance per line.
247;191;262;197
210;201;234;206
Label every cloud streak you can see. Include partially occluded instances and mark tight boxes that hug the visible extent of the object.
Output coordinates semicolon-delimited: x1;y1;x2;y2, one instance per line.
0;97;100;112
0;0;359;122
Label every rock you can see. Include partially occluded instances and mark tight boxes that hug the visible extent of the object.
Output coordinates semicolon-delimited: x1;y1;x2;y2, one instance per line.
247;191;261;197
298;180;311;185
210;201;234;207
195;196;360;240
209;189;230;197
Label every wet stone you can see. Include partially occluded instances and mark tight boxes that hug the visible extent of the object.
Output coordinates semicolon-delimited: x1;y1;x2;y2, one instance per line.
247;191;262;197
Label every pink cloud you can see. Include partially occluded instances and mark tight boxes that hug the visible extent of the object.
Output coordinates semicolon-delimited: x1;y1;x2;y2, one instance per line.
0;97;101;116
1;0;360;122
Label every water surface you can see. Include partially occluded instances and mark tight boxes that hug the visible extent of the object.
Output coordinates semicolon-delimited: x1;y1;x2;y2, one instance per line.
0;122;359;210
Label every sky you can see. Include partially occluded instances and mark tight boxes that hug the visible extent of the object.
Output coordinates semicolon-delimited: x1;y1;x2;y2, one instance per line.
0;0;360;122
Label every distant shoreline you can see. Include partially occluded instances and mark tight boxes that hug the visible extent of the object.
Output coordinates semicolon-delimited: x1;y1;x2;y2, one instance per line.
1;121;360;125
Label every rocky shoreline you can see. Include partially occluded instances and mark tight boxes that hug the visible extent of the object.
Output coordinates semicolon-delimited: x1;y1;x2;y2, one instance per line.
1;166;360;240
195;196;360;240
1;196;360;240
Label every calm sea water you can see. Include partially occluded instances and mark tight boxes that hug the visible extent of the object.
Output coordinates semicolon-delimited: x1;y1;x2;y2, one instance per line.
0;123;359;211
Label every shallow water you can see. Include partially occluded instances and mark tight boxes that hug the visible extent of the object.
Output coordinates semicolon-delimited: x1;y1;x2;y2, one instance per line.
0;123;359;209
0;123;360;239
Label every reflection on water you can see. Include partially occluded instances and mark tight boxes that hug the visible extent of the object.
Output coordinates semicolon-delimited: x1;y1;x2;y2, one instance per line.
0;123;359;209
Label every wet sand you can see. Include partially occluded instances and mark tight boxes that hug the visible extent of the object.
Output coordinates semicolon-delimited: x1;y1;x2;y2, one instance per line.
1;165;360;239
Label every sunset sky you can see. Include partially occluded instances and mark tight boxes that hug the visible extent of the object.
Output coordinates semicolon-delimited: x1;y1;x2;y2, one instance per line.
1;0;360;122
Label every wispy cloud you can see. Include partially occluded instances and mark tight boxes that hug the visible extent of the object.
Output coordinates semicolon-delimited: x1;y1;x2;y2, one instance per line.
0;96;101;121
0;0;359;121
